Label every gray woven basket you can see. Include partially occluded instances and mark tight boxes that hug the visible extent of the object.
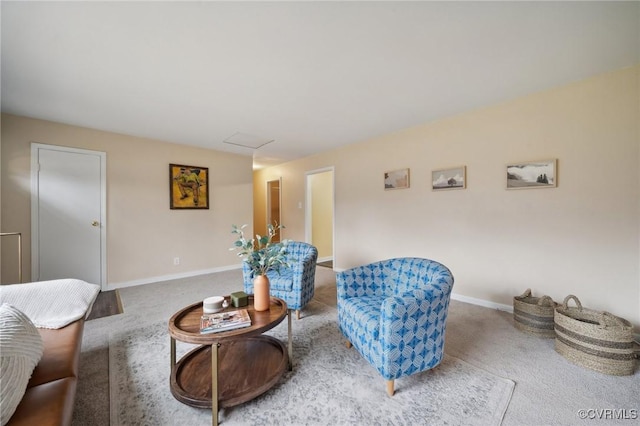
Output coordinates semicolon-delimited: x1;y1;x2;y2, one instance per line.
513;288;557;338
554;295;636;376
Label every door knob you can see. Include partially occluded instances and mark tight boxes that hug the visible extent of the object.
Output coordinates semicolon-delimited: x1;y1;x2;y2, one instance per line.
92;221;100;227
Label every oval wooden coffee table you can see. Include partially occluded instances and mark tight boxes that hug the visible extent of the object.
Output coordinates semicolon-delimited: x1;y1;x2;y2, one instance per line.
169;296;292;426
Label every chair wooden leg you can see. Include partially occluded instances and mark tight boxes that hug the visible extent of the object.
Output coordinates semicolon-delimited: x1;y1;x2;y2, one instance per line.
345;340;352;348
296;309;300;320
386;380;395;396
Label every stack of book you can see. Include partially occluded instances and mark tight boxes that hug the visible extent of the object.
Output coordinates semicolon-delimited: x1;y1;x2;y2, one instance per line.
200;309;251;334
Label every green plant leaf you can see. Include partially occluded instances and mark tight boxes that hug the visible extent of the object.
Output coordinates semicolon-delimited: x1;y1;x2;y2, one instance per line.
230;223;289;276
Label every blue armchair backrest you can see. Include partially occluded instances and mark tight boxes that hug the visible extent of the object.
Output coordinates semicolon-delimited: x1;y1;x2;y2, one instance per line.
283;241;317;264
341;257;453;299
383;257;453;297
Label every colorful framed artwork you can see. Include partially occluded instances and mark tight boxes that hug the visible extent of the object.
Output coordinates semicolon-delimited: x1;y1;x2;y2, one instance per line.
384;168;410;190
432;166;466;191
170;164;209;209
506;159;557;189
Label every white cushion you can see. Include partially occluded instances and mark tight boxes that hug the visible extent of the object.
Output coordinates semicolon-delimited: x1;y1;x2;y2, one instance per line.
0;303;44;425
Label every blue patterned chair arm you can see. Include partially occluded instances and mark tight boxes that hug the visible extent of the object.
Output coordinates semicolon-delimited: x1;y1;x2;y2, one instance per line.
336;262;388;299
380;295;422;318
294;251;317;275
380;291;451;343
335;269;354;299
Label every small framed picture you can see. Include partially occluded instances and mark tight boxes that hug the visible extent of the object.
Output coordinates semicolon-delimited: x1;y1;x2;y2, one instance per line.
432;166;466;191
384;168;410;190
170;164;209;209
506;159;557;189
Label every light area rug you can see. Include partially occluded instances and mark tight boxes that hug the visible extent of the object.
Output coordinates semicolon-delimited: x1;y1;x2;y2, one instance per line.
109;302;514;426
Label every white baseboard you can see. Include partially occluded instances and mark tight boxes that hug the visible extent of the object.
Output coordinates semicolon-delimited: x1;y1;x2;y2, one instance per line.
317;256;333;263
107;264;242;290
451;292;513;313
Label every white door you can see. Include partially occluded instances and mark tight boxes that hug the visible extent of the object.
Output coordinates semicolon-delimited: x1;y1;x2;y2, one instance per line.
31;144;106;288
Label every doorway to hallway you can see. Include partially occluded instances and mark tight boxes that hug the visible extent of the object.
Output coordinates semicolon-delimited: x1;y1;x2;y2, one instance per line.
305;167;335;268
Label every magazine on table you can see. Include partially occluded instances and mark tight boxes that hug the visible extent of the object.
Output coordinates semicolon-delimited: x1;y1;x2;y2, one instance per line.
200;309;251;334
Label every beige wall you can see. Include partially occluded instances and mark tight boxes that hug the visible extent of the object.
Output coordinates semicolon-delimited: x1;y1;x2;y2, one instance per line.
310;171;334;259
0;116;3;280
1;114;253;287
254;66;640;328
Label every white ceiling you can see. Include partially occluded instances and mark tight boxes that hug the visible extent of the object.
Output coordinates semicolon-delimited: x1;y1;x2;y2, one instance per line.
2;1;639;168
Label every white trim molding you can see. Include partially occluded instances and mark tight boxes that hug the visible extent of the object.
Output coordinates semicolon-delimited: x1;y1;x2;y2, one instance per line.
451;292;513;313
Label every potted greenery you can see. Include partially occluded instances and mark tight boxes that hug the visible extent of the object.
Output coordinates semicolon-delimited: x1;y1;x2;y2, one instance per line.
230;223;289;311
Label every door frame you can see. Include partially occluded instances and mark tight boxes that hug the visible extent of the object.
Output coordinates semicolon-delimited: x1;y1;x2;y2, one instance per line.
305;166;335;263
266;177;282;225
30;143;108;289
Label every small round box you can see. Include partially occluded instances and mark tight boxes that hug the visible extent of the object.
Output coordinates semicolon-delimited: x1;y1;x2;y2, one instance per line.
203;296;225;313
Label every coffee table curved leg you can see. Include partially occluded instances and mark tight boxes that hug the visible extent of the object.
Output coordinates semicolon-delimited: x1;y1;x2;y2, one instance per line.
170;337;176;368
212;342;220;426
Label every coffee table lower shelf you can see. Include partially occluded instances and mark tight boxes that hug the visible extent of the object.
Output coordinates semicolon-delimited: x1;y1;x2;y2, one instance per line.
170;335;288;409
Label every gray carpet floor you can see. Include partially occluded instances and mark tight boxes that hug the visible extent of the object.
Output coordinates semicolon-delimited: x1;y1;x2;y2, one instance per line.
73;267;639;426
108;300;513;425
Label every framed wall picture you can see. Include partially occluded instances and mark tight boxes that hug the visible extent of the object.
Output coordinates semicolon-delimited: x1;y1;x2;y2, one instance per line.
170;164;209;209
432;166;466;191
384;168;410;190
506;159;557;189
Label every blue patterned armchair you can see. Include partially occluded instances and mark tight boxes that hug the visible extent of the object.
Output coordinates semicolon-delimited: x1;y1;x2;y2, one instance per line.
243;241;318;319
337;257;454;396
